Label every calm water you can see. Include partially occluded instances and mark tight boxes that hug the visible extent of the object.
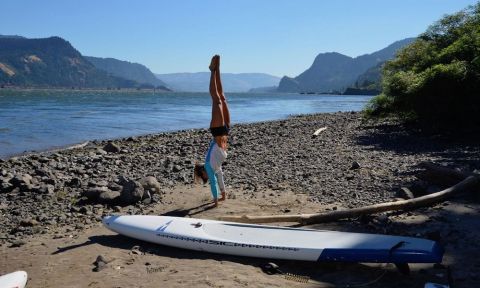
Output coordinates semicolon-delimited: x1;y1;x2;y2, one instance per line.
0;90;372;158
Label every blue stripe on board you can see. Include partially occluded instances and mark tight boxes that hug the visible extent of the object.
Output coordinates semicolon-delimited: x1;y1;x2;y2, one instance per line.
317;242;444;263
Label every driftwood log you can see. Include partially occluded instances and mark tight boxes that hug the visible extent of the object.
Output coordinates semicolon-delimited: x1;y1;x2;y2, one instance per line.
219;164;480;225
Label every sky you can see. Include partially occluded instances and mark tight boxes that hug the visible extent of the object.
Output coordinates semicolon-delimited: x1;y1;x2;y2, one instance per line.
1;0;478;77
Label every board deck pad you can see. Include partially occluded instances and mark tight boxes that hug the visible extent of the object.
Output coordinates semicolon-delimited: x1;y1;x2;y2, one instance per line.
103;215;443;263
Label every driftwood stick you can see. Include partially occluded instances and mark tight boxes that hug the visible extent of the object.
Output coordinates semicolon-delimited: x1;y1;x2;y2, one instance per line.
312;127;327;138
219;175;480;225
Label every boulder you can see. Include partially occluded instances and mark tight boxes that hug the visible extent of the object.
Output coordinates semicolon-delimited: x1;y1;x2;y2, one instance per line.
9;174;33;188
98;190;121;204
103;142;121;153
139;176;162;194
120;179;144;205
82;187;109;201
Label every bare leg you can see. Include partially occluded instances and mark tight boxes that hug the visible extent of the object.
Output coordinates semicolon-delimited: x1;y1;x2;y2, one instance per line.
209;56;224;128
215;56;230;128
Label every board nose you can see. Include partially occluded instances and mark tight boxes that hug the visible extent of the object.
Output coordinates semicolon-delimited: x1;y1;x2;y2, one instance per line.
102;215;113;226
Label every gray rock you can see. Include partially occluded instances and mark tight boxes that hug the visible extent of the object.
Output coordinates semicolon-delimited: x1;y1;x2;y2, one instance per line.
120;179;144;205
108;182;123;191
20;218;39;227
82;187;109;201
10;174;33;188
103;142;121;153
350;161;361;170
9;240;26;248
96;180;109;187
98;190;121;203
79;206;91;214
35;169;55;179
67;177;82;188
139;176;162;194
1;182;13;193
31;184;53;195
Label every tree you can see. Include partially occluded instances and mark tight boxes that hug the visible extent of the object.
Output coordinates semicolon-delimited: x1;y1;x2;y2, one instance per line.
365;3;480;132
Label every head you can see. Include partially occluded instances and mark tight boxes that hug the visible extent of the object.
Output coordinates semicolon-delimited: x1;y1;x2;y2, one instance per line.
215;135;228;150
194;162;208;184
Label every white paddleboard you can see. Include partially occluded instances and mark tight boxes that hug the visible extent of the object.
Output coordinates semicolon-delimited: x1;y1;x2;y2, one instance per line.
103;215;443;263
0;271;28;288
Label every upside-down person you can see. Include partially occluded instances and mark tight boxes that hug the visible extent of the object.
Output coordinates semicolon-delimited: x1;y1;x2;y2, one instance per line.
194;55;230;207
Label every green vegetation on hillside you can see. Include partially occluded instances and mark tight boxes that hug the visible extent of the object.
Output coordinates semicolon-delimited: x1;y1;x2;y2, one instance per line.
0;36;138;88
365;3;480;131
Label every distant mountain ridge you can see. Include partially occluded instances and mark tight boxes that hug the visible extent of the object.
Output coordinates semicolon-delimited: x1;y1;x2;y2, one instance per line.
278;38;415;93
85;56;168;89
0;35;170;90
0;36;142;88
156;72;280;92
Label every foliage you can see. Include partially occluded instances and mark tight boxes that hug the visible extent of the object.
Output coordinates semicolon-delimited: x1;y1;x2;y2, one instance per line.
365;3;480;131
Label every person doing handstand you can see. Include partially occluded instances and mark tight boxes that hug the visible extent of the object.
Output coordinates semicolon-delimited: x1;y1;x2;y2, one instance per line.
194;55;230;207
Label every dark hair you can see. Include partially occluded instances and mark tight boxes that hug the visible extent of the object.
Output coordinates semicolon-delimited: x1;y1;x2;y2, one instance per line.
194;163;208;184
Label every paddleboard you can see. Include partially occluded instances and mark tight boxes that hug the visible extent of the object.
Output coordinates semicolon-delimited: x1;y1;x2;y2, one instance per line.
103;215;443;264
0;271;28;288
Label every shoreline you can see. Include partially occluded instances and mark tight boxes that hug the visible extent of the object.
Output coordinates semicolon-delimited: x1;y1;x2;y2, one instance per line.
0;111;346;161
1;111;479;287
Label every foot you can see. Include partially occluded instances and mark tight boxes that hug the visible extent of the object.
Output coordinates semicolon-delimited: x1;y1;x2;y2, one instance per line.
216;55;220;71
219;191;226;201
212;198;219;207
209;56;217;71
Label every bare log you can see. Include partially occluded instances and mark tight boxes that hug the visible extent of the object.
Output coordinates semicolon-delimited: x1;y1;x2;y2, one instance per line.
219;175;480;225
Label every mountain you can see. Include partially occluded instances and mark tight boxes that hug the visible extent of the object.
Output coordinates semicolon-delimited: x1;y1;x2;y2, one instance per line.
85;56;169;89
156;72;281;92
277;38;415;93
0;34;26;39
0;36;140;88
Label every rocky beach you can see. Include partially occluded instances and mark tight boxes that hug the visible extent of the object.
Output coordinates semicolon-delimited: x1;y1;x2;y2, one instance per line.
1;112;480;287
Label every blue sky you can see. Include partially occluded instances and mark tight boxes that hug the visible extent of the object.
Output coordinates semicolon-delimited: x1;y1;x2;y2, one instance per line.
1;0;478;77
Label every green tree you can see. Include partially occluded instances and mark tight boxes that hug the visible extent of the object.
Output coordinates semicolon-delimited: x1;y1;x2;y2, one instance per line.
365;3;480;131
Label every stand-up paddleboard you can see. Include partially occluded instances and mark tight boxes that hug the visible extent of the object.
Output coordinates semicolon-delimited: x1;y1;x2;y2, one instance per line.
103;215;443;264
0;271;28;288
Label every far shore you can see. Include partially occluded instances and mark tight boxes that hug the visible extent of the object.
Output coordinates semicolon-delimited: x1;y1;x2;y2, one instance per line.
0;86;171;93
